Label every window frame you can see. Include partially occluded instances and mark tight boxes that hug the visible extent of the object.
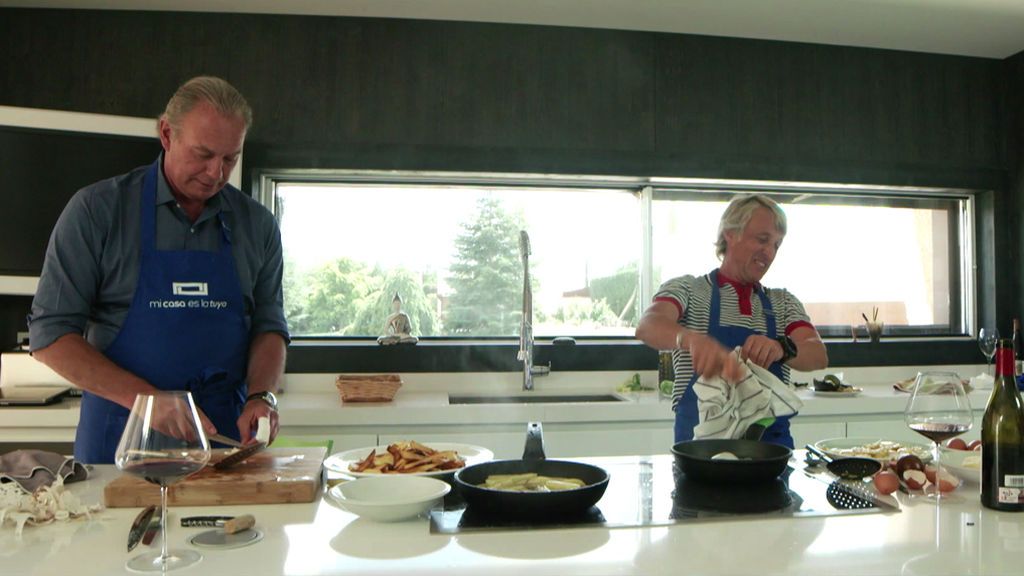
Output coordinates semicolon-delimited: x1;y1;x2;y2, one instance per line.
644;183;976;339
254;168;986;372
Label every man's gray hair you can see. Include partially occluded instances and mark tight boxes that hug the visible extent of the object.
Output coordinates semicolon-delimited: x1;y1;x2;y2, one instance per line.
161;76;252;132
715;194;787;260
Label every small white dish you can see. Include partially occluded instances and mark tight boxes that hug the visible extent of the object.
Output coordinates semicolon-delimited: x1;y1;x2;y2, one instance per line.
939;446;982;484
328;476;451;522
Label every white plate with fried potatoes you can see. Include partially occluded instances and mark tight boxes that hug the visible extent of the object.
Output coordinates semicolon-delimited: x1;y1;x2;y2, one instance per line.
814;437;933;464
324;442;494;477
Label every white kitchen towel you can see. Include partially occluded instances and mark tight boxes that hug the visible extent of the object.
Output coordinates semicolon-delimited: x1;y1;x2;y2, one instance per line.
692;349;804;440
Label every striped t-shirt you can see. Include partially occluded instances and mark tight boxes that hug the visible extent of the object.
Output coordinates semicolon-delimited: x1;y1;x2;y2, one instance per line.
654;271;814;411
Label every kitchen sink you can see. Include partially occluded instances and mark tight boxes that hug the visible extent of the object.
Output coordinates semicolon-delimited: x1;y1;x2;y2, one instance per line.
448;393;628;405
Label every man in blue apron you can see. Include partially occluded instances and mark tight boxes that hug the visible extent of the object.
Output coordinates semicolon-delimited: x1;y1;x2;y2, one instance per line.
28;77;289;463
635;194;828;447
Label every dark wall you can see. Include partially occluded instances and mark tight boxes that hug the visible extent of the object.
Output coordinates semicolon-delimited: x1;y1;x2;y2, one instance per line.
0;8;1017;367
1007;50;1024;324
0;128;161;275
0;9;1005;184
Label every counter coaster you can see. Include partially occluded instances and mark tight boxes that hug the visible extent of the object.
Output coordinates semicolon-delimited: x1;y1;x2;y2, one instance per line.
188;528;264;549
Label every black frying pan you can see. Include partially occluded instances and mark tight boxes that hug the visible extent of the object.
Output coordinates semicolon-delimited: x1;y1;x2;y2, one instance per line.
671;438;792;483
453;422;610;518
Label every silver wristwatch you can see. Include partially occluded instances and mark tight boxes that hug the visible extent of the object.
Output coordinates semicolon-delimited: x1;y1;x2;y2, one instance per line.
245;390;278;411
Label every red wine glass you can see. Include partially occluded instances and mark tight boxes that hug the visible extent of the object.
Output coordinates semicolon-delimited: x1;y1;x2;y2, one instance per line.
114;391;211;572
904;371;973;501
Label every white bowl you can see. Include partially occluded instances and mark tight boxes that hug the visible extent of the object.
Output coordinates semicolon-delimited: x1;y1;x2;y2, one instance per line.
939;446;982;484
328;476;451;522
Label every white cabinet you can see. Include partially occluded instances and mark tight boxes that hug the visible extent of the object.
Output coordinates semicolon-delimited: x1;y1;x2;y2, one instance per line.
379;421;676;459
276;427;375;453
535;422;675;458
845;413;983;445
790;421;846;447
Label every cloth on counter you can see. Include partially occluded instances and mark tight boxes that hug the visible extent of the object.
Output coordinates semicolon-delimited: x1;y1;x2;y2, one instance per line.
0;450;89;493
893;376;973;394
692;349;803;440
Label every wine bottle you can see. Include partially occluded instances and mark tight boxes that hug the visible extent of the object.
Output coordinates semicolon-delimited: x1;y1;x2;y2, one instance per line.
1013;318;1022;376
980;338;1024;511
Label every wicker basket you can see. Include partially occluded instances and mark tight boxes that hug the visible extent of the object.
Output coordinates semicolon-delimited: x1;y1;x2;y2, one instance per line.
335;374;403;403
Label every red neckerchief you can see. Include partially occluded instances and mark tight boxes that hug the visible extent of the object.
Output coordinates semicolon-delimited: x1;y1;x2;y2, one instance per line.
716;270;760;316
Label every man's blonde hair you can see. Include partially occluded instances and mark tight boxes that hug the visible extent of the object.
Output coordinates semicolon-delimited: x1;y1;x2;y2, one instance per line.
160;76;252;132
715;194;787;260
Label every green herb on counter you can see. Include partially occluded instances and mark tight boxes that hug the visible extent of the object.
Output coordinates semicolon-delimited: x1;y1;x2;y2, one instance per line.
617;373;654;393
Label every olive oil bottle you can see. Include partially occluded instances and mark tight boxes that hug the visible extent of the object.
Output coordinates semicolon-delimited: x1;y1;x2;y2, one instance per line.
981;338;1024;511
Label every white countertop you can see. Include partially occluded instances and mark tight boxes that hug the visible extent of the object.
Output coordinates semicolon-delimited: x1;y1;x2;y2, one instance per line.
0;384;994;429
2;456;1022;576
0;357;995;453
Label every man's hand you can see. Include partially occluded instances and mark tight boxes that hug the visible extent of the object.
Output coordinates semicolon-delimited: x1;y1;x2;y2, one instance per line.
151;404;216;442
237;400;279;445
686;333;744;383
741;334;785;368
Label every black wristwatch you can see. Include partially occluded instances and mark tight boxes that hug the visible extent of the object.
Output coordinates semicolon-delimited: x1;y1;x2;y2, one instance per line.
776;335;798;363
246;390;278;411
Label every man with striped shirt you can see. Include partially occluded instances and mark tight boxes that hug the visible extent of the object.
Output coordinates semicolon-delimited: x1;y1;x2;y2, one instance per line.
636;194;828;447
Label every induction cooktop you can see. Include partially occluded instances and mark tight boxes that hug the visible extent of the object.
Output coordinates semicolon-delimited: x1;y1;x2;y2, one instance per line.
429;453;898;534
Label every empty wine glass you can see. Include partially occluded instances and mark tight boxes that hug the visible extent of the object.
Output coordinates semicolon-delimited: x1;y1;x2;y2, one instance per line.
115;391;211;572
904;371;973;501
979;328;999;375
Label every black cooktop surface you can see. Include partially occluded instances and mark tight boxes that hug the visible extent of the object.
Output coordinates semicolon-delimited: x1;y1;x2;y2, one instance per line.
429;454;897;534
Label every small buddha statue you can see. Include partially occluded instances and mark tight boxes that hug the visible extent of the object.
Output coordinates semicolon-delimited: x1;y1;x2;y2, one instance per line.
377;292;418;345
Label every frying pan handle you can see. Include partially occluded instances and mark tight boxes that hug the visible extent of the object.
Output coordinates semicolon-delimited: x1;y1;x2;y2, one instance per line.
804;444;834;463
522;422;547;461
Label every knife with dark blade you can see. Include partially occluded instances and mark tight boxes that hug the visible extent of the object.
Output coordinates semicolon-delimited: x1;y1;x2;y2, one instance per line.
213;441;265;470
141;507;162;546
127;505;156;552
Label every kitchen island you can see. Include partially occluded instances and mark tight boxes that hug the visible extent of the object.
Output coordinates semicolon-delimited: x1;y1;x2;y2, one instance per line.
2;454;1021;576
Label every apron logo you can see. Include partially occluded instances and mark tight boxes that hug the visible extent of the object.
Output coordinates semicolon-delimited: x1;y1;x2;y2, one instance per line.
172;282;209;296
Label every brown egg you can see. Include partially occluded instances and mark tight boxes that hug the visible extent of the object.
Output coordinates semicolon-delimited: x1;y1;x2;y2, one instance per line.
935;470;961;492
924;464;937;484
946;438;968;451
903;469;928;490
873;470;899;495
895;454;925;478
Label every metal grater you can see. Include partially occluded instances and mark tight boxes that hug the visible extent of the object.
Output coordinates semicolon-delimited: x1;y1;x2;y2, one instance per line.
826;481;877;509
213;442;265;471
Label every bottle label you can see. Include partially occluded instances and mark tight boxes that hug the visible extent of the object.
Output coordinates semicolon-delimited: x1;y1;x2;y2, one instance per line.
998;487;1023;504
1005;474;1024;488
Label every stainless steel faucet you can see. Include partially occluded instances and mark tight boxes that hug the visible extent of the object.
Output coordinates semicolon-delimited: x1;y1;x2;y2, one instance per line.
518;230;549;391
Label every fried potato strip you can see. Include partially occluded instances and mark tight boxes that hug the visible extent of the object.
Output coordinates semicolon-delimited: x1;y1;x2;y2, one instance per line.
480;473;586;492
348;441;465;474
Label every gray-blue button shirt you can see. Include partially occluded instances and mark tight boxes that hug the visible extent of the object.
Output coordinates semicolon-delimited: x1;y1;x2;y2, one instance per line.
28;156;290;352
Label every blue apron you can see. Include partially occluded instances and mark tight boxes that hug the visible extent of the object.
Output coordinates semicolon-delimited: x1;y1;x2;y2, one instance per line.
74;160;250;464
673;270;794;448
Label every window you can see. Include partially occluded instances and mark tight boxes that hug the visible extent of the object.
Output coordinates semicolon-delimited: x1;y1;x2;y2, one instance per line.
258;171;976;341
650;188;971;338
267;176;640;338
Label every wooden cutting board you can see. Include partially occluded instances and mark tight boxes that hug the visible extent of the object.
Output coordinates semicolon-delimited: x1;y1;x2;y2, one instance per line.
104;446;327;508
